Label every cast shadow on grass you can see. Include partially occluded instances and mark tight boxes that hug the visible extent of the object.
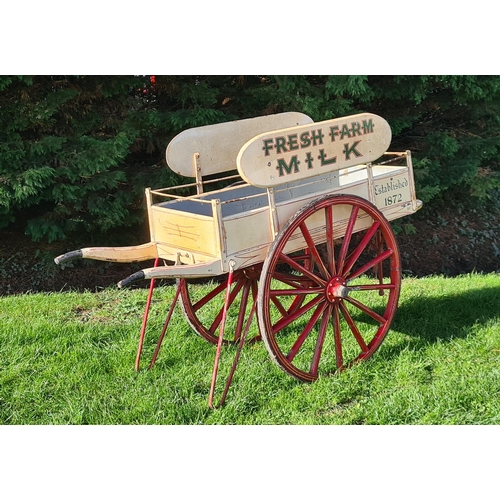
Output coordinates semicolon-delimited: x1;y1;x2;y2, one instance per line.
388;284;500;353
133;283;500;415
148;284;500;365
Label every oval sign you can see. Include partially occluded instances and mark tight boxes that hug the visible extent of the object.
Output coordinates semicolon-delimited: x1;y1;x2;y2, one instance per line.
166;112;313;177
236;113;392;187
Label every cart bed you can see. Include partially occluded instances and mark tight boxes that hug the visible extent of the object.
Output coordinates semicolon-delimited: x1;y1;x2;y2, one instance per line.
148;153;420;273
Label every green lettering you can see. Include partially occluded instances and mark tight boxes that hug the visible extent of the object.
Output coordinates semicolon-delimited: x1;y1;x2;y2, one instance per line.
329;126;339;142
262;138;274;156
340;124;351;140
343;141;362;160
300;131;311;148
318;149;337;166
287;134;299;151
276;156;300;177
275;136;287;154
362;119;374;134
351;121;361;136
305;152;314;169
310;129;324;146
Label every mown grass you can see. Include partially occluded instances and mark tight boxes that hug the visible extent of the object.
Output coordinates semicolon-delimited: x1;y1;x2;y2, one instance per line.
1;273;500;425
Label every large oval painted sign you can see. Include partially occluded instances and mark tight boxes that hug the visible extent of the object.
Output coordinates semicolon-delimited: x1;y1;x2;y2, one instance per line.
236;113;392;187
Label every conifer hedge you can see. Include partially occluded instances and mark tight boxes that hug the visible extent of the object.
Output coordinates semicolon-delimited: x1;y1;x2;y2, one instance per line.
1;75;500;243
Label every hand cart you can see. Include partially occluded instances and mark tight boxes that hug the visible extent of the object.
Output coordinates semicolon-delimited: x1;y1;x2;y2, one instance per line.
55;111;422;407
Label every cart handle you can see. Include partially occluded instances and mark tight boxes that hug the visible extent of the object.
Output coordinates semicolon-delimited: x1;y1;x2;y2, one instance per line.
118;260;223;288
54;242;158;266
117;271;145;288
54;250;83;265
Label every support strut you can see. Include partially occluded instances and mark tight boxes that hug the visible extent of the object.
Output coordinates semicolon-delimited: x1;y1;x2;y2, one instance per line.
208;260;235;409
135;257;160;371
149;281;183;369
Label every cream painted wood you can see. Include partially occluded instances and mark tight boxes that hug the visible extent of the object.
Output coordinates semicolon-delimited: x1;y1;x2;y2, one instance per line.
142;151;420;279
149;205;219;257
223;208;273;256
237;113;392;187
80;242;158;262
141;260;224;279
166;112;313;177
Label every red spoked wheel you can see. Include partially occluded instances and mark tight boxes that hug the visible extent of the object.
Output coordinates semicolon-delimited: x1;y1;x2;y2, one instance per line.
179;265;261;345
257;194;401;382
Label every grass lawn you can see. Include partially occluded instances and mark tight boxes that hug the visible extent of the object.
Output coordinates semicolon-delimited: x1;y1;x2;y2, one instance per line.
1;272;500;425
2;273;499;498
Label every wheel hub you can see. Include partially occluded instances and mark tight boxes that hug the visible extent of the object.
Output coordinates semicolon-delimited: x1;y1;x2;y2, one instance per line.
326;276;349;303
243;266;260;280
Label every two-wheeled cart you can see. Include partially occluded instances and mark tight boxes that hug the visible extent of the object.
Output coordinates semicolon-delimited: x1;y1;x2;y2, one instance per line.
55;112;422;407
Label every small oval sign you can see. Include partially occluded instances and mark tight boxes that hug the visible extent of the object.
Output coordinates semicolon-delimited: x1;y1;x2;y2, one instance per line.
236;113;392;187
166;112;313;177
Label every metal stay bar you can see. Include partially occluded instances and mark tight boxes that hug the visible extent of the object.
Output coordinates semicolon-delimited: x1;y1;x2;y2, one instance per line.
150;173;242;199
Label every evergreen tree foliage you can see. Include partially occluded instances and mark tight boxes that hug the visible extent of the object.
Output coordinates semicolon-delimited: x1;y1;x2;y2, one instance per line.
1;75;500;243
0;76;148;242
367;76;500;205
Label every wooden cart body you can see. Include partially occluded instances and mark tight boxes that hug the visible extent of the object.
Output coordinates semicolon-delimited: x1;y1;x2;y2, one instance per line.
68;112;421;282
147;154;420;277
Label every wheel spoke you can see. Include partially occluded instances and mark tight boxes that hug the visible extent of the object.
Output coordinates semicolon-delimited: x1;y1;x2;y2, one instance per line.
310;304;331;376
299;222;330;280
339;301;368;353
332;304;343;369
251;279;259;302
278;252;326;287
250;280;262;342
338;205;359;275
269;277;323;320
180;266;261;345
342;221;381;276
208;278;245;333
271;272;316;288
287;302;328;363
287;291;310;314
272;294;325;334
347;248;393;281
269;259;324;317
191;275;239;312
350;283;395;292
345;295;387;325
269;287;324;296
376;231;385;295
270;295;289;318
325;205;336;275
282;251;314;316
